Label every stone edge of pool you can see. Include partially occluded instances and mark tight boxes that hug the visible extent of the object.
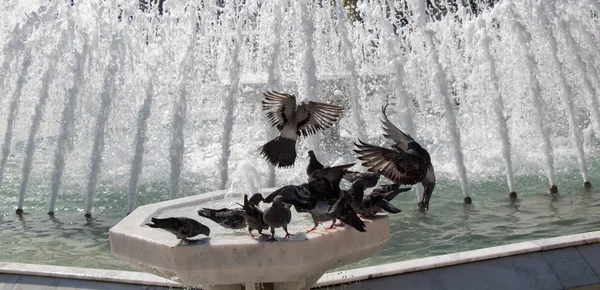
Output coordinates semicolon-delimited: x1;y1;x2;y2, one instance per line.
1;230;599;289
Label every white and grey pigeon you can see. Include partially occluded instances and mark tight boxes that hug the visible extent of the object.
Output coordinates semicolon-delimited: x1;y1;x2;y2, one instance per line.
354;105;436;210
262;196;293;241
260;91;344;168
146;217;210;242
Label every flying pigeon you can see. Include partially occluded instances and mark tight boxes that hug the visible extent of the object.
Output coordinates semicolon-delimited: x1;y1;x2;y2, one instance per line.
263;196;293;241
260;91;344;168
354;105;435;210
146;217;210;242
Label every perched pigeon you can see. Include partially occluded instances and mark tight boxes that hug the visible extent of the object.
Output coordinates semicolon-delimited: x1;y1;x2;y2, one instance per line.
305;200;339;232
260;91;344;168
306;163;356;204
263;196;293;241
265;163;355;211
306;150;324;177
326;192;366;232
354;105;435;210
343;170;380;188
146;217;210;242
235;193;268;238
264;184;317;213
358;186;412;217
197;207;246;230
344;179;367;210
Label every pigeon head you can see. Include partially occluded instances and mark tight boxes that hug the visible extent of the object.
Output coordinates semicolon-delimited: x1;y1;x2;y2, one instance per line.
249;193;264;205
272;195;285;206
200;223;211;236
308;150;315;158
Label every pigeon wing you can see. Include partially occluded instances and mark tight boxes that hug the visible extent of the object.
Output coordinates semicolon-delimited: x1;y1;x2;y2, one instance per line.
354;140;427;186
310;163;355;184
295;101;344;137
381;104;416;151
262;91;297;130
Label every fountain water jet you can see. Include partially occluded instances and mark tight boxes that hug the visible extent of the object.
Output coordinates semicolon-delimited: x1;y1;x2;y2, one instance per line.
502;2;558;193
85;36;121;217
411;0;471;204
533;0;590;187
219;3;246;190
263;1;283;188
476;18;516;198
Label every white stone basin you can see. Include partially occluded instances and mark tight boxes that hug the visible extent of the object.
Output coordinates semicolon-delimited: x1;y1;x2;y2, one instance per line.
109;189;390;290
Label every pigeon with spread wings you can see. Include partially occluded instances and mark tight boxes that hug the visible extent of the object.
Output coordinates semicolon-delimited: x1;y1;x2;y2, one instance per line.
353;105;435;210
260;91;344;168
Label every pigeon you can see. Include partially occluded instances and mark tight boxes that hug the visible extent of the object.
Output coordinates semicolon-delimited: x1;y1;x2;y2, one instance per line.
326;192;366;232
197;207;247;230
306;163;356;204
354;104;435;210
306;150;324;177
263;196;293;241
235;193;268;238
343;178;368;211
358;186;412;217
305;200;337;232
265;163;356;211
343;170;380;188
260;91;344;168
264;184;317;213
146;217;210;242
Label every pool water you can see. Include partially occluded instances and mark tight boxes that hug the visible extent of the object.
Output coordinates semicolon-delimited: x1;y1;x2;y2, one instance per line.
1;159;598;273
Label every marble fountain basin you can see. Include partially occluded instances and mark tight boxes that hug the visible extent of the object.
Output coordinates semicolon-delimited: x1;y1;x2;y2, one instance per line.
109;189;390;290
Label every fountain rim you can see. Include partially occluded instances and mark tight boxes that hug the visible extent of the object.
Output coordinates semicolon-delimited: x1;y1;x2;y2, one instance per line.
2;229;599;288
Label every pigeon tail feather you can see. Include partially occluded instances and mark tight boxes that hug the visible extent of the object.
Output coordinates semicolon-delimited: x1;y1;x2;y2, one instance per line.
260;136;297;168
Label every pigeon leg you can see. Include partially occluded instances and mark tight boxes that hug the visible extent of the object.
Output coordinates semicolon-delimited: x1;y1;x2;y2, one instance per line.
248;228;255;238
306;226;317;233
283;225;295;239
335;221;345;227
267;227;277;242
326;220;337;230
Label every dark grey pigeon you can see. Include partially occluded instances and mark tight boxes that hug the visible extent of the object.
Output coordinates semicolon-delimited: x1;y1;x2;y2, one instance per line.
260;91;344;168
326;192;366;232
343;171;380;188
235;193;268;238
264;163;355;212
146;217;210;242
263;196;293;241
344;179;367;211
263;184;317;213
358;186;412;217
306;150;324;177
197;207;246;230
306;163;356;204
354;104;435;210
